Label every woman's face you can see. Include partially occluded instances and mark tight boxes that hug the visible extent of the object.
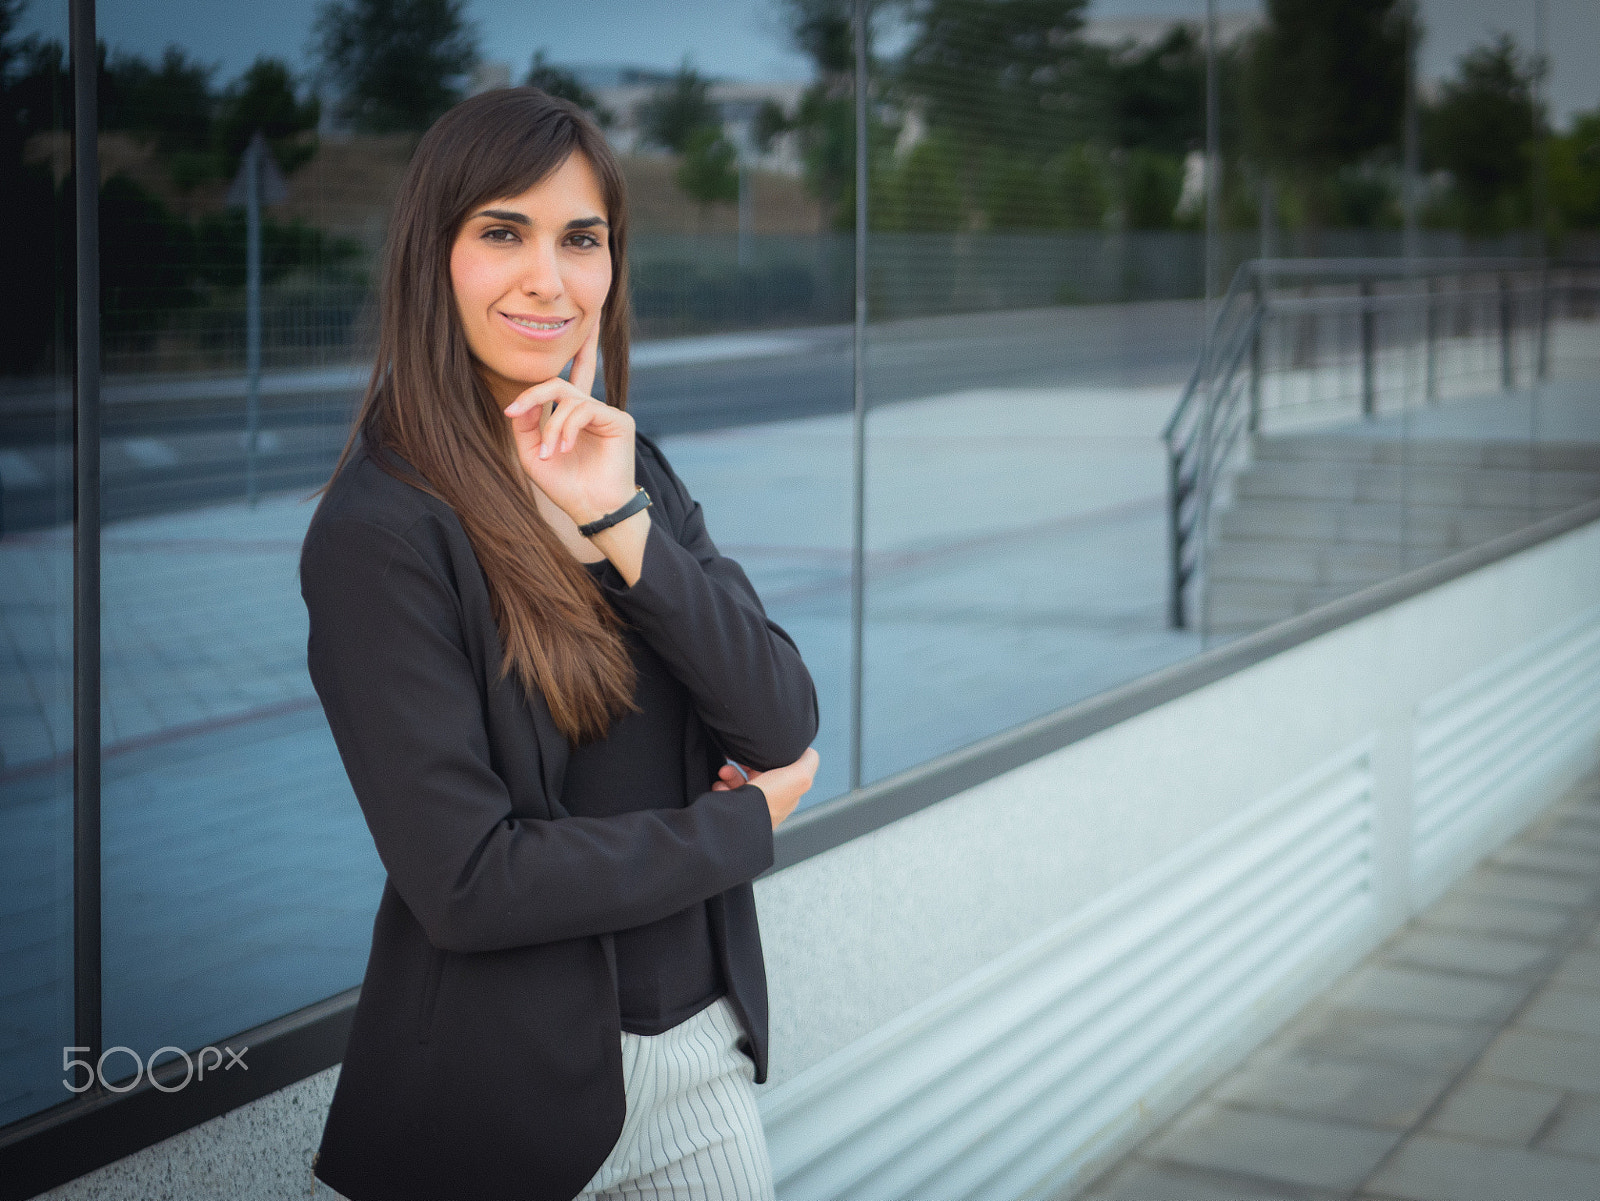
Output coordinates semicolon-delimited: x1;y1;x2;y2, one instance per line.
449;151;612;408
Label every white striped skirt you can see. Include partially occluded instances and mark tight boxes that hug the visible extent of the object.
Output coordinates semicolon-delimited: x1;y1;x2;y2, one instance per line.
574;994;778;1200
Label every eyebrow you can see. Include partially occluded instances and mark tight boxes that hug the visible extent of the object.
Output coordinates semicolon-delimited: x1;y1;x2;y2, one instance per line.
473;209;609;231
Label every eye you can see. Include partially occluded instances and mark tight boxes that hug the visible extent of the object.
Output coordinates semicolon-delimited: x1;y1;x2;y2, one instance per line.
567;231;603;249
481;226;519;243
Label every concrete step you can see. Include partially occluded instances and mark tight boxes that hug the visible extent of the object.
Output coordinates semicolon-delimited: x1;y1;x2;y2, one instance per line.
1213;496;1568;548
1253;434;1600;474
1203;579;1314;631
1201;424;1600;634
1207;539;1412;589
1203;575;1409;632
1203;578;1305;630
1235;460;1600;509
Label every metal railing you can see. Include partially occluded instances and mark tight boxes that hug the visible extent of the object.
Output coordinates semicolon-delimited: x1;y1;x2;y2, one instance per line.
1162;257;1600;630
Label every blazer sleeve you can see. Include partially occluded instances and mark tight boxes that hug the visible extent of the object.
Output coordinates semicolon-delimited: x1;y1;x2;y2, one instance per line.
301;512;775;955
590;436;820;771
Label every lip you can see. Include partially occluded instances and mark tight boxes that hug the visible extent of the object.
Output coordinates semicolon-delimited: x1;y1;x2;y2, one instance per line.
498;312;576;341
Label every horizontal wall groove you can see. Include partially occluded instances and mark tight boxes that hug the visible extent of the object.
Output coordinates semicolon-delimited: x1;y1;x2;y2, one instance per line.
762;741;1376;1200
1412;601;1600;892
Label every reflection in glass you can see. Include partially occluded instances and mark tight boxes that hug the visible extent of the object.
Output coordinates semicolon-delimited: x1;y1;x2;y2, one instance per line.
596;9;856;807
0;0;74;1127
92;2;386;1080
857;0;1600;783
7;0;1595;1131
861;2;1210;782
1188;6;1600;645
86;0;854;1081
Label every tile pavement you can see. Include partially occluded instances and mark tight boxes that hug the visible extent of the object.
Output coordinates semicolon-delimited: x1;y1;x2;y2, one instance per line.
1075;773;1600;1201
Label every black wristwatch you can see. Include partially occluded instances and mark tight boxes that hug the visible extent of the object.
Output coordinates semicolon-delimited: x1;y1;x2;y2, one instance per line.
577;486;651;538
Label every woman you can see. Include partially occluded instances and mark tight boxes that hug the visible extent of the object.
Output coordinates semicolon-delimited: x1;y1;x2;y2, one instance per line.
301;86;819;1201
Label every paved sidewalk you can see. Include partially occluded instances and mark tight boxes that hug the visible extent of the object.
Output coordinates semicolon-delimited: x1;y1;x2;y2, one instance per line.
1078;772;1600;1201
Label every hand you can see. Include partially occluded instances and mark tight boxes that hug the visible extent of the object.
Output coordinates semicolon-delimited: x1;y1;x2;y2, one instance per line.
501;319;637;527
711;747;820;830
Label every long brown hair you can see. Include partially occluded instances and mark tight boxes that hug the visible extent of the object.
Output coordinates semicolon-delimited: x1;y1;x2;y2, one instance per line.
330;86;639;746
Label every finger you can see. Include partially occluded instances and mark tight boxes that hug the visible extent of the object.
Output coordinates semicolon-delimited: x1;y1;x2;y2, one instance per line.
570;317;602;397
548;394;628;456
534;398;568;458
503;378;566;419
534;393;589;457
541;398;600;458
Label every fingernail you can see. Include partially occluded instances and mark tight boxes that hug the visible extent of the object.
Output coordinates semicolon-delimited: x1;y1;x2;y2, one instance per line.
539;444;550;459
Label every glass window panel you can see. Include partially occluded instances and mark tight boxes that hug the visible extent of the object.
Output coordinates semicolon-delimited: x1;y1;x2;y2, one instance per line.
579;2;855;807
0;0;75;1127
90;0;855;1087
1190;0;1600;648
6;0;1594;1132
94;0;384;1082
861;0;1210;782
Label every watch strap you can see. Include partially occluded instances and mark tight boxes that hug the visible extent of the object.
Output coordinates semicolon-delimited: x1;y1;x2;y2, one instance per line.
577;486;651;537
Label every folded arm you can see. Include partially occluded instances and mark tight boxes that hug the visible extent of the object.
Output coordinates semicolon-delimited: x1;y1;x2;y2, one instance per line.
590;436;820;772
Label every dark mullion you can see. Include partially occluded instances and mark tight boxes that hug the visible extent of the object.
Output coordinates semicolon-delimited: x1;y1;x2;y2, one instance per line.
70;0;102;1098
849;0;867;794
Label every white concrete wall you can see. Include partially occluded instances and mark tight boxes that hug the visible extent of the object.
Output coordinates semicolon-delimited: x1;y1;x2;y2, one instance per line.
40;515;1600;1201
752;513;1600;1199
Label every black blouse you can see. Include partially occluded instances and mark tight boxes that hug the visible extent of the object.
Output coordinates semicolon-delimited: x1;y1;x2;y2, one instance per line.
568;556;725;1034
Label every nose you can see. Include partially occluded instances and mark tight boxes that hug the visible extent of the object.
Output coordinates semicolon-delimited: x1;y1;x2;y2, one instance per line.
517;236;565;300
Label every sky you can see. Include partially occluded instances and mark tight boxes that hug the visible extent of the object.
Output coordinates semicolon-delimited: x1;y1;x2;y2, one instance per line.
13;0;1600;129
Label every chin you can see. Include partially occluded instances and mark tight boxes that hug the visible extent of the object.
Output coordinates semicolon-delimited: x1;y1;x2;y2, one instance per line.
498;349;566;385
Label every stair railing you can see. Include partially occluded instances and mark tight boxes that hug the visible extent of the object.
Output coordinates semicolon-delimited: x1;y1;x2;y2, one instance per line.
1163;257;1557;632
1163;262;1262;630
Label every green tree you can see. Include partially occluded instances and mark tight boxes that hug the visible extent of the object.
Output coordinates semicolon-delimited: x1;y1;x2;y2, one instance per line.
638;63;740;210
1098;24;1204;155
0;0;70;374
878;132;964;231
1242;0;1411;229
975;138;1114;230
100;44;216;155
525;50;612;125
786;0;853;77
899;0;1098;159
98;173;200;348
794;87;858;230
312;0;478;133
1424;35;1541;235
639;61;720;154
776;0;863;229
192;209;362;288
752;98;790;154
1049;144;1109;228
1121;148;1185;229
214;57;320;175
675;125;739;207
982;151;1054;229
1548;106;1600;232
888;0;1170;232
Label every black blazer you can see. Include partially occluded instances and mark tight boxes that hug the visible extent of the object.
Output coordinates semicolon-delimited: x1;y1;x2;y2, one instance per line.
300;432;818;1201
